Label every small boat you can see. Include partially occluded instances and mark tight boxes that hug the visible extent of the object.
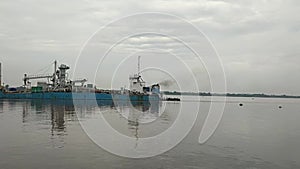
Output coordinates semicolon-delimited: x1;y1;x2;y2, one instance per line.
165;97;180;101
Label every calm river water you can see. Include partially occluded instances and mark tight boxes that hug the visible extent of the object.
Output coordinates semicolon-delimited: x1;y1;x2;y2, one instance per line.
0;96;300;169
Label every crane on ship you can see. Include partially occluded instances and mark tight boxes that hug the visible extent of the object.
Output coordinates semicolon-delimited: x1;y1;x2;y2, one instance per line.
23;60;83;91
23;60;58;87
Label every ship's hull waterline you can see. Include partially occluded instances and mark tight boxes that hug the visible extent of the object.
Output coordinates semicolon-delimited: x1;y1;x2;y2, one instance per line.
0;91;160;103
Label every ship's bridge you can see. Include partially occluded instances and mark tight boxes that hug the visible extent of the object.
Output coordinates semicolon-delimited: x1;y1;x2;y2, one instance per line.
129;74;145;93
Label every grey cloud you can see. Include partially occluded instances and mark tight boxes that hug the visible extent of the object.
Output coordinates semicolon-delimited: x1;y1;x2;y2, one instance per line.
0;0;299;94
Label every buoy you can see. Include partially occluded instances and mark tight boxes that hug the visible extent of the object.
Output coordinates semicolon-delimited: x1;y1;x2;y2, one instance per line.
239;103;243;106
278;105;282;109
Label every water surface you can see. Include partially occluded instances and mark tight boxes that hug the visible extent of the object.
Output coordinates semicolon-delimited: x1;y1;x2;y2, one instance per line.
0;97;299;169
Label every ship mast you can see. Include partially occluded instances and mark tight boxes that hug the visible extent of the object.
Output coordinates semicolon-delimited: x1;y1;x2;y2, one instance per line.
138;56;141;76
53;60;57;88
129;56;145;92
0;62;2;87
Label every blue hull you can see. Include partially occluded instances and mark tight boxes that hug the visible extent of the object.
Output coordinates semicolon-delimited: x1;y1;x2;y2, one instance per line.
0;91;159;102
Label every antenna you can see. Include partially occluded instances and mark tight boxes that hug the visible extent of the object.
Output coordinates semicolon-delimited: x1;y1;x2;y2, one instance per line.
138;56;141;76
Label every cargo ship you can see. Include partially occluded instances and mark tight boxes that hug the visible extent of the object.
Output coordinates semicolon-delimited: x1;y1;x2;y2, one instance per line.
0;57;161;102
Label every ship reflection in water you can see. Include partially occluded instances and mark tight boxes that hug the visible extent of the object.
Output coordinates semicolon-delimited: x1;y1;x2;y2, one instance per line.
19;99;168;145
20;100;78;148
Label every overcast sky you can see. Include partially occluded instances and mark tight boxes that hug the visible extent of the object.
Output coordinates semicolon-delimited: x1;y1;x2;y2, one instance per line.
0;0;299;95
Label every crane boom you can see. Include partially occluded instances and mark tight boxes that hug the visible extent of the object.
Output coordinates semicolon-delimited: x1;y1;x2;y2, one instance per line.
23;74;53;85
23;74;53;80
